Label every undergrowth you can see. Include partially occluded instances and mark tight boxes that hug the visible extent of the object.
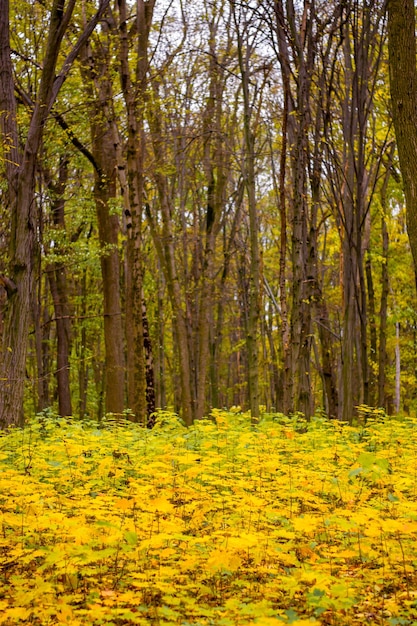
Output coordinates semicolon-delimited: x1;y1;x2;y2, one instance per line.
1;409;417;625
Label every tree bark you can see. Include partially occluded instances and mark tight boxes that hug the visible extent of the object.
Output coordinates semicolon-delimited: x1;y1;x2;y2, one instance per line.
81;28;125;416
44;156;73;418
275;0;313;418
388;0;417;273
232;1;261;422
378;153;395;408
195;21;228;421
118;0;155;425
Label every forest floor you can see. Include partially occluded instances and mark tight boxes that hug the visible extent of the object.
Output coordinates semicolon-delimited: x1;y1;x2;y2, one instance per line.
0;409;417;625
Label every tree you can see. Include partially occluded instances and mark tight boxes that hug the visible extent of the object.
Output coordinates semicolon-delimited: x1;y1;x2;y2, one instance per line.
323;0;388;420
145;0;238;424
1;0;415;425
80;16;125;416
118;0;155;425
230;0;262;423
44;156;73;417
0;0;110;428
272;0;344;418
388;0;417;274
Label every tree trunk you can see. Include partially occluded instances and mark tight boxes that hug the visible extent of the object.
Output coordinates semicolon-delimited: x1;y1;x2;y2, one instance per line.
146;182;195;426
395;321;401;413
146;77;195;425
44;156;72;418
277;70;291;416
48;268;72;417
377;155;394;408
324;0;386;420
77;264;89;418
275;0;313;418
388;0;417;273
209;190;244;411
142;295;156;425
233;2;261;422
155;265;166;410
118;0;155;425
81;31;125;416
195;25;228;421
0;0;110;428
365;251;377;407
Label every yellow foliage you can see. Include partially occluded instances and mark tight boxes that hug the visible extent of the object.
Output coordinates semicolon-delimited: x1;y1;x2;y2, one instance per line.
151;496;175;514
1;412;417;625
2;607;31;621
292;514;320;534
206;548;242;571
114;498;131;511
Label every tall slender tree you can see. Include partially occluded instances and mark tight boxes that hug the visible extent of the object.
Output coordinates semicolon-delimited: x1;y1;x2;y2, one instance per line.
80;17;125;416
231;0;262;422
118;0;155;425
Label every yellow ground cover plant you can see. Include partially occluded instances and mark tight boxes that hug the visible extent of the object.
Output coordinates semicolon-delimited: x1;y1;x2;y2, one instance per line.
1;409;417;625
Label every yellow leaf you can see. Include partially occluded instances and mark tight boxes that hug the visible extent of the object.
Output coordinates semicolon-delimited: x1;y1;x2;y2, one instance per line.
114;498;131;511
56;604;76;625
296;544;318;561
381;519;404;534
292;515;319;533
152;497;175;514
276;551;299;566
337;548;359;559
206;549;242;571
363;524;381;538
4;607;31;621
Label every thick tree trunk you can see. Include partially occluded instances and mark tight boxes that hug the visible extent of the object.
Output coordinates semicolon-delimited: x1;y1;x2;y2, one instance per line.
80;26;125;417
0;0;110;427
0;0;29;428
275;0;314;419
388;0;417;272
196;33;228;421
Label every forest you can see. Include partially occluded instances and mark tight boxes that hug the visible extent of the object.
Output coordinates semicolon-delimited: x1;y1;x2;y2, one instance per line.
0;0;417;428
5;2;417;624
